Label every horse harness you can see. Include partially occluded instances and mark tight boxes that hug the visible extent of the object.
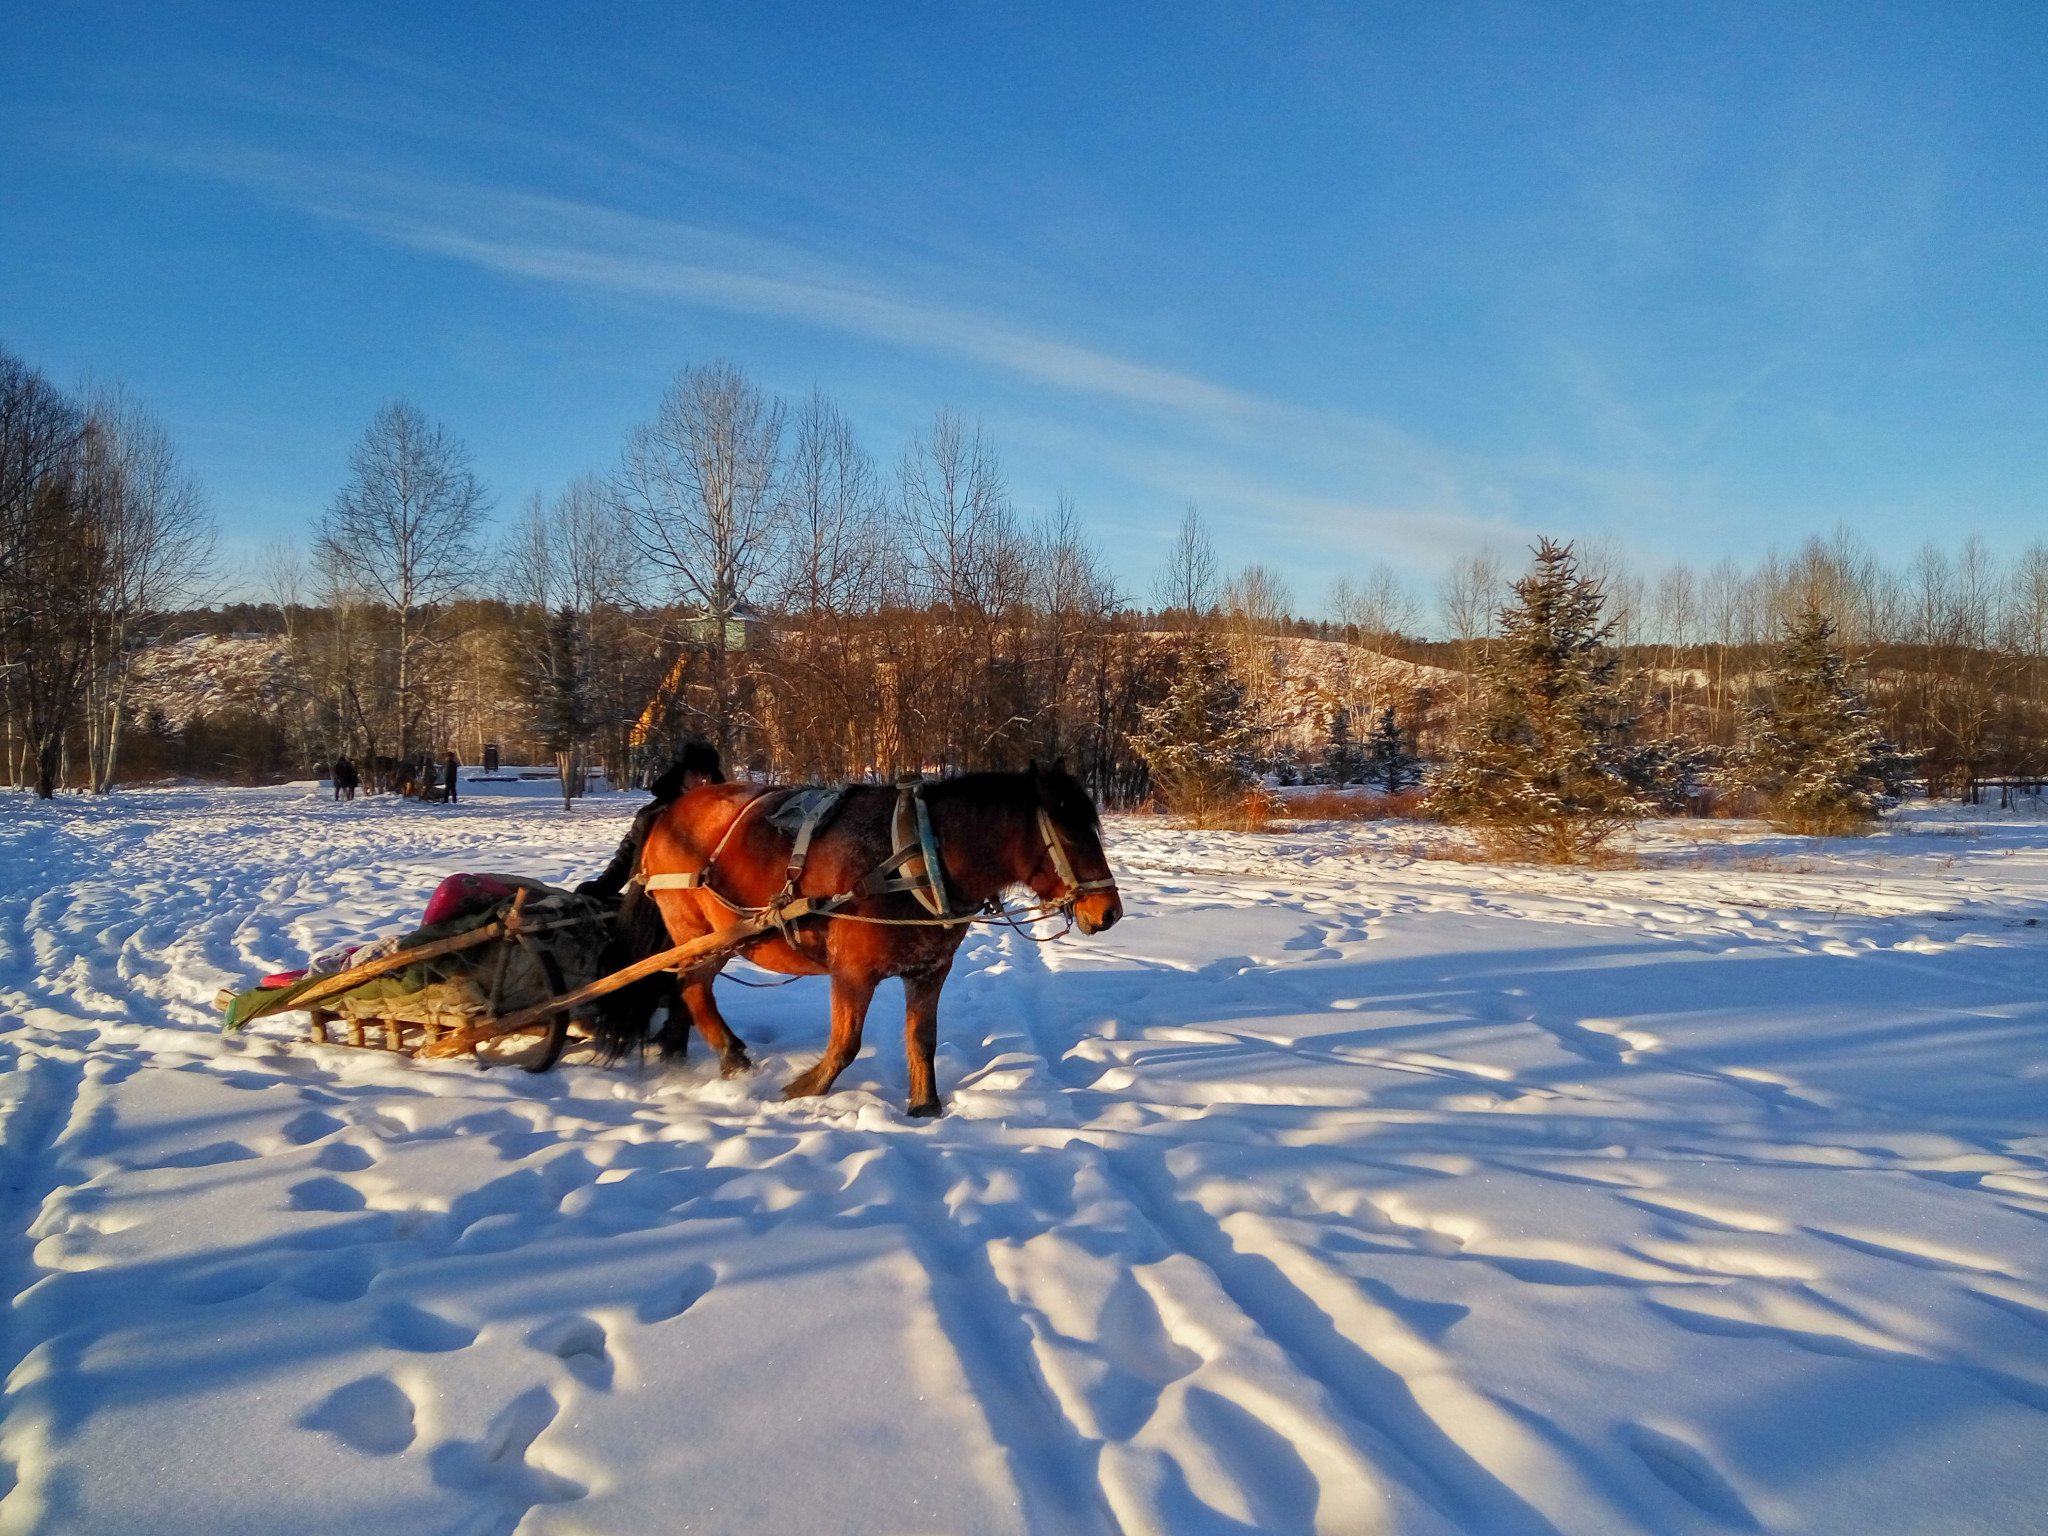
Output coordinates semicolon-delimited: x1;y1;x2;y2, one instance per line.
634;778;1112;935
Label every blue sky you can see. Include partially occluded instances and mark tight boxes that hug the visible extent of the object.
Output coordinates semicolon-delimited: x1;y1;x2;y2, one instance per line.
4;4;2044;616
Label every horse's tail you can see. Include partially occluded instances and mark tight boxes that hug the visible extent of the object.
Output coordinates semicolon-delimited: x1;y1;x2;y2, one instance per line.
589;884;681;1063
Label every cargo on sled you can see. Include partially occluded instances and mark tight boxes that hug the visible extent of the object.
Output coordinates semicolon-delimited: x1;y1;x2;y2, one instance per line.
213;871;794;1072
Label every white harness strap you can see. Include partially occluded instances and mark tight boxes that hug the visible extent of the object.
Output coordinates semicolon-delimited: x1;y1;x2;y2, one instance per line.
782;787;847;887
641;870;706;892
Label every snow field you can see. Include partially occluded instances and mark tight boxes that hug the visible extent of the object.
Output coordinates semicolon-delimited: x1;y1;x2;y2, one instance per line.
2;787;2047;1533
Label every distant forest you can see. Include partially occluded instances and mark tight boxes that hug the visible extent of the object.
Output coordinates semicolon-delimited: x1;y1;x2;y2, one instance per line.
6;344;2047;805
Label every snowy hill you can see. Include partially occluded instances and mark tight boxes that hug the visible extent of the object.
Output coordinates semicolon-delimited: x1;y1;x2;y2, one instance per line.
123;633;299;731
1214;633;1458;751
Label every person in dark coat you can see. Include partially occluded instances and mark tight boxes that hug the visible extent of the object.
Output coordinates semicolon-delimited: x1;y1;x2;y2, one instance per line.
583;740;726;1058
577;740;725;900
443;750;460;804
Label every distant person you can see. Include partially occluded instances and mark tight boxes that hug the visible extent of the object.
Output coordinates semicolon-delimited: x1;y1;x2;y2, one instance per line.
578;740;725;900
443;750;461;804
332;756;359;803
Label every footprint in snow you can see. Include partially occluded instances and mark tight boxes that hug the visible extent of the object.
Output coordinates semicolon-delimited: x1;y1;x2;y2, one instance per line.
302;1375;417;1457
375;1301;478;1352
529;1313;615;1389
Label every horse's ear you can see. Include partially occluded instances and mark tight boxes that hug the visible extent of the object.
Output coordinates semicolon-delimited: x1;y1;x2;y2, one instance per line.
1052;757;1069;777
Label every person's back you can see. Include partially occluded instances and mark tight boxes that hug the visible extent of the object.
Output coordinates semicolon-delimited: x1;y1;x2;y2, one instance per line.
443;751;460;804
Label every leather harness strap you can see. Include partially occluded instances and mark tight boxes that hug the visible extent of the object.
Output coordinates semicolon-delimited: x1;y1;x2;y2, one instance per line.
641;787;778;894
637;780;1113;929
1036;806;1117;898
894;782;952;918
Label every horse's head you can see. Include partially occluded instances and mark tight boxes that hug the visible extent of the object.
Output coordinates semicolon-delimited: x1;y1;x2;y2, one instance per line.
1028;761;1122;934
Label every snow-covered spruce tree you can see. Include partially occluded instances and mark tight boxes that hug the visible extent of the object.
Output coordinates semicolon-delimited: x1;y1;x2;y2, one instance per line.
1322;706;1362;786
1620;736;1714;816
1361;704;1421;793
1133;629;1255;816
1430;539;1650;862
1724;609;1904;835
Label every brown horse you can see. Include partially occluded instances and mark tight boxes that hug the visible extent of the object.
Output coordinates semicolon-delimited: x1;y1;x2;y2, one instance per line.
613;763;1121;1116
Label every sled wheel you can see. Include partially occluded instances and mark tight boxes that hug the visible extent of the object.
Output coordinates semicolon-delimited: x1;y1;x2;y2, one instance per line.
465;1016;570;1073
522;1013;572;1074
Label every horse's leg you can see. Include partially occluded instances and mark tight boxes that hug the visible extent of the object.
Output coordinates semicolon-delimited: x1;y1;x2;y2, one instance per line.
901;965;952;1117
782;972;876;1101
680;969;753;1076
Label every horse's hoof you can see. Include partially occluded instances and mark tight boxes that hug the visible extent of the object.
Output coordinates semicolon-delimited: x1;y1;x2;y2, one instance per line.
719;1050;753;1079
781;1079;821;1101
906;1099;944;1119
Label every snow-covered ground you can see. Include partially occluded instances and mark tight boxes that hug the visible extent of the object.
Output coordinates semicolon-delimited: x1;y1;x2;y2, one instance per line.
3;787;2047;1535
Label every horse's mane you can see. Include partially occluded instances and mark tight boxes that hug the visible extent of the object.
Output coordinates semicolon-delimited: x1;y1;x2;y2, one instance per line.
925;764;1101;838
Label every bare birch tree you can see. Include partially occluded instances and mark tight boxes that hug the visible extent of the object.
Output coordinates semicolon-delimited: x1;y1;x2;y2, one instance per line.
1329;564;1417;646
314;400;487;762
1150;504;1220;627
616;362;786;755
1438;552;1504;645
80;387;216;791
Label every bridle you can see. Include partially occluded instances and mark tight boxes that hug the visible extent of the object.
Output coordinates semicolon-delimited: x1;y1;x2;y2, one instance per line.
1034;806;1118;916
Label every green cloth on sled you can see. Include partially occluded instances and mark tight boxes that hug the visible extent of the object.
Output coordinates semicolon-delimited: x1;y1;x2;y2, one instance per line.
221;897;609;1034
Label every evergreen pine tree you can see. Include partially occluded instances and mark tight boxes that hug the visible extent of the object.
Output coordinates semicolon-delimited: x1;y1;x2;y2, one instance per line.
1431;539;1649;861
1134;629;1255;814
1361;705;1421;792
1725;609;1903;834
1322;705;1361;785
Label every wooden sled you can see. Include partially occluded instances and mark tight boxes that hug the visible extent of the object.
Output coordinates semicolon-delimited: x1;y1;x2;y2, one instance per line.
216;889;785;1073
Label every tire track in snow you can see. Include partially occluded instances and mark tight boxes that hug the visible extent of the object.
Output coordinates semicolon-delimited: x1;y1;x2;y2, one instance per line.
0;1044;88;1526
1100;1144;1638;1536
884;1138;1125;1536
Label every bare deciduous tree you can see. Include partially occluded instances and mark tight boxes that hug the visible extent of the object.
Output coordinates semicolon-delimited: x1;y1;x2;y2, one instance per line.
777;389;884;619
1329;564;1417;646
81;386;216;791
1151;504;1219;627
616;362;786;755
899;408;1019;617
1437;551;1504;645
314;400;487;761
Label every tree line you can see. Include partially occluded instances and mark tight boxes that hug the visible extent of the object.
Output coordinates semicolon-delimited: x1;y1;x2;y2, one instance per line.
8;340;2048;816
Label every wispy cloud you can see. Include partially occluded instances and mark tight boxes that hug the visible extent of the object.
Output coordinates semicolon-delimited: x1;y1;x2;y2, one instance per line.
148;143;1604;582
177;149;1280;420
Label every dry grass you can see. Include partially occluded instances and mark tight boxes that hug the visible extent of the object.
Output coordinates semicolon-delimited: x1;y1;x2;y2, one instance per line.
1379;829;1507;864
1276;788;1427;822
1682;825;1752;843
1466;817;1634;866
1766;815;1878;837
1178;787;1283;832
